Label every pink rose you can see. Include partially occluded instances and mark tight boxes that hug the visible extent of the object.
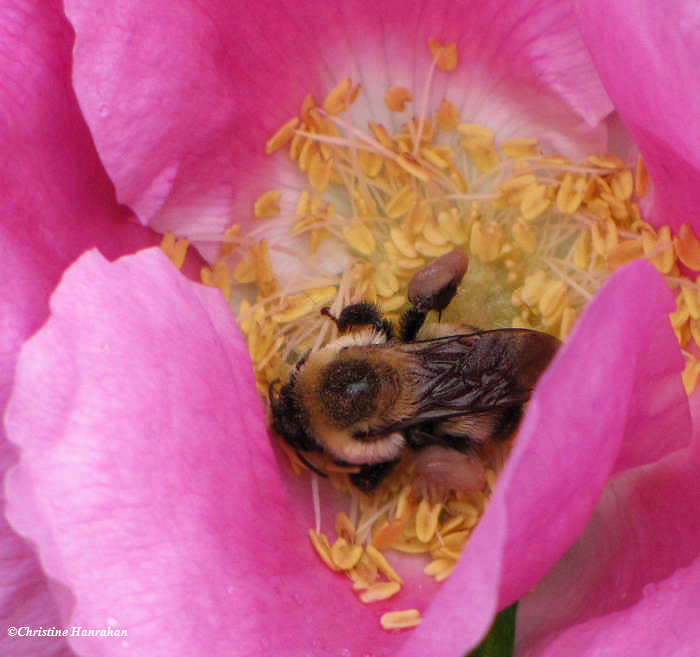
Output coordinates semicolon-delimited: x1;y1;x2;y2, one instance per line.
1;1;698;656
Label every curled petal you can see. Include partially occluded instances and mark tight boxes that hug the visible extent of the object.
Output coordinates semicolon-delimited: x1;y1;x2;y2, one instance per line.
576;0;700;231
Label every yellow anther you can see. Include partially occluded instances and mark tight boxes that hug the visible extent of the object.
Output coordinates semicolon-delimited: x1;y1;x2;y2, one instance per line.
254;189;282;219
359;581;401;603
374;262;400;298
500;174;537;202
682;357;700;396
642;225;675;274
200;260;231;301
587;153;625;169
309;530;338;571
600;192;629;222
380;609;422;630
610;169;634;201
357;149;383;178
365;545;402;584
512;220;537;254
251;241;279;297
265;117;299;154
423;219;449;246
160;232;189;270
343;222;376;256
500;138;539;159
424;558;456;579
674;223;700;271
390;227;418;258
520;269;547;307
520;183;551;220
335;512;356;541
590;217;619;256
457;123;494;146
308;151;333;192
295;189;311;217
691;317;700;348
299;93;316;124
436;98;459;130
372;517;407;550
556;173;584;214
420;146;450;169
415;499;442;543
428;38;458;72
233;252;256;284
298;138;316;173
288;125;306;160
635;155;649;197
323;77;360;115
682;285;700;320
395;484;413;520
606;239;644;270
415;239;453;258
587;197;613;222
272;295;315;324
381;294;407;312
470;220;503;262
538;279;568;318
385;86;413;112
386;185;418;219
559;307;578;340
395;153;431;181
668;301;689;329
448;166;468;193
368;120;393;150
330;538;363;570
437;209;467;245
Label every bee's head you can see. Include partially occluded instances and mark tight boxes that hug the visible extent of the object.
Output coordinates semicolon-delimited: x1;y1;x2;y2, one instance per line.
268;378;319;453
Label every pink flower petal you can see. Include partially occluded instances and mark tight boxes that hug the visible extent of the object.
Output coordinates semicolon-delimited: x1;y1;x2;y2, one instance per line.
65;0;611;250
575;0;700;231
402;261;691;656
0;2;156;653
4;249;438;657
516;442;700;657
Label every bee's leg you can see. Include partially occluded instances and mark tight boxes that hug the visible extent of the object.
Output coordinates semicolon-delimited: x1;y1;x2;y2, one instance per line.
401;249;469;341
399;307;428;341
349;460;398;492
321;302;393;339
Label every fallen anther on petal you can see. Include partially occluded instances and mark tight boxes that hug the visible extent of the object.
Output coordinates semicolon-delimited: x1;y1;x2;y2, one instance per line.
380;609;422;630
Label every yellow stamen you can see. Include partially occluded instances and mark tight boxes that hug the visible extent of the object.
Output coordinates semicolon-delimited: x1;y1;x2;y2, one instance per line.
265;117;299;154
359;581;401;603
428;38;458;72
385;86;413;112
160;232;189;269
254;190;282;219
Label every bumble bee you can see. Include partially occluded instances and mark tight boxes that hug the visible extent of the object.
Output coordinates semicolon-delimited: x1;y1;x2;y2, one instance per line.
269;250;559;492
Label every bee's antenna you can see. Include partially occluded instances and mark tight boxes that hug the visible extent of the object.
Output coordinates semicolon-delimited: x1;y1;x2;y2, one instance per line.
320;306;339;326
295;450;328;478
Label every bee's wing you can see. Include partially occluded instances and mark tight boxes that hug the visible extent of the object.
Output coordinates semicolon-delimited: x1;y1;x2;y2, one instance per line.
397;328;559;426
